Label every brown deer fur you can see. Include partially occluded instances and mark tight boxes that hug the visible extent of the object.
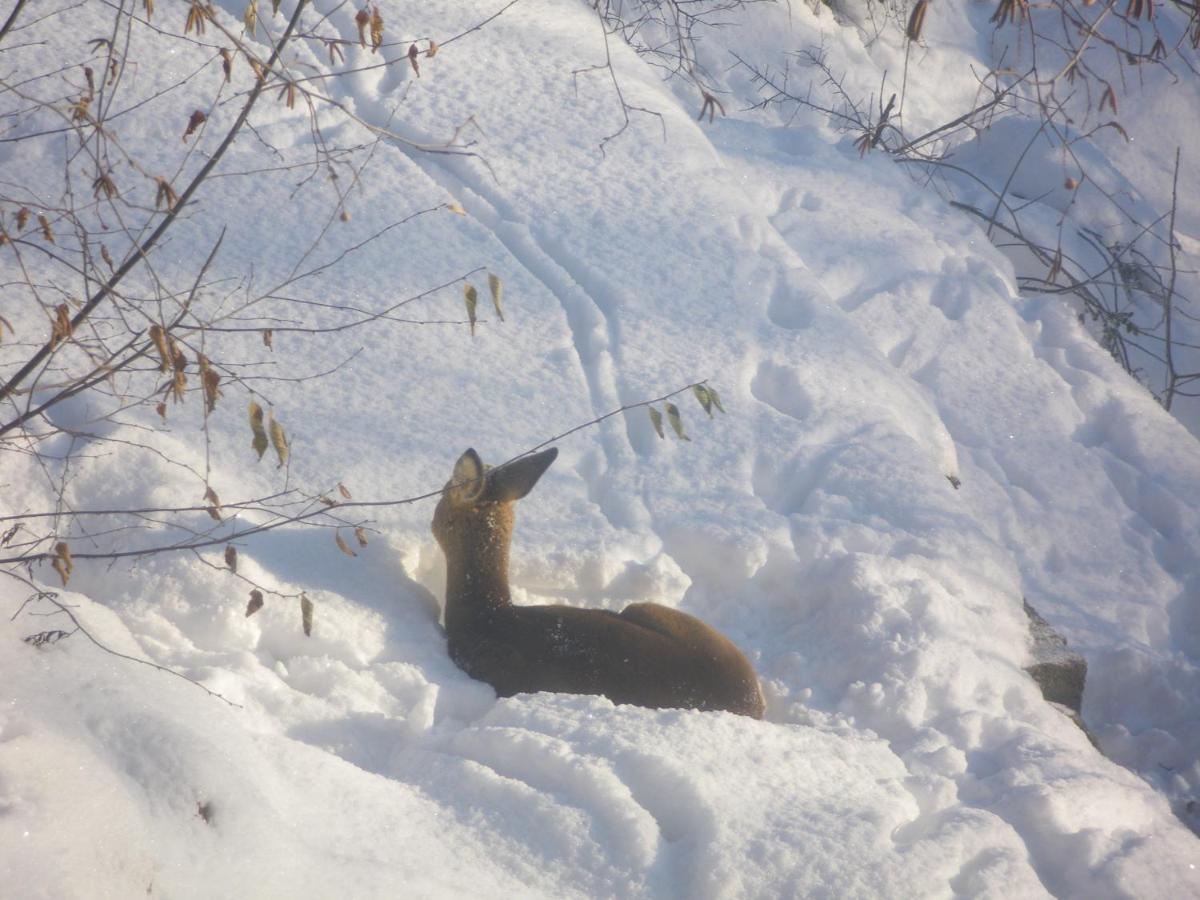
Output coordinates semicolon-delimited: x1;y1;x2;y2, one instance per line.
432;447;765;718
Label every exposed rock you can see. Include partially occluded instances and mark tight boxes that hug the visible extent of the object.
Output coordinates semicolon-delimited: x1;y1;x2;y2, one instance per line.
1023;599;1095;744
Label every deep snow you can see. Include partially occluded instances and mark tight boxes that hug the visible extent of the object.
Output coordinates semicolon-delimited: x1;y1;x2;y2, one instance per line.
2;0;1199;897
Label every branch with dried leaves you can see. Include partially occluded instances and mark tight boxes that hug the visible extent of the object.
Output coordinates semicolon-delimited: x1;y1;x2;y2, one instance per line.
0;0;313;409
1;378;724;570
0;0;550;695
735;5;1198;414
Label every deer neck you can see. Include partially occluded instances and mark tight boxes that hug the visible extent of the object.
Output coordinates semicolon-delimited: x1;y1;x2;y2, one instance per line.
443;526;514;631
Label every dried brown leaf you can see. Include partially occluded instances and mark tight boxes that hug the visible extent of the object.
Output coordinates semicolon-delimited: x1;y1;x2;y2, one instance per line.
354;526;369;547
488;273;504;321
989;0;1029;27
52;541;73;586
277;80;296;109
1125;0;1152;19
224;544;238;573
171;369;187;403
665;402;690;441
355;8;369;48
202;366;221;414
51;304;72;348
906;0;928;41
408;43;420;76
1100;84;1118;114
92;172;118;200
205;486;222;520
463;283;478;336
154;177;179;211
268;413;289;468
300;593;313;636
185;1;215;36
335;533;357;557
148;324;171;371
70;96;91;124
648;405;665;439
183;109;206;142
246;589;264;617
249;400;268;459
370;8;384;52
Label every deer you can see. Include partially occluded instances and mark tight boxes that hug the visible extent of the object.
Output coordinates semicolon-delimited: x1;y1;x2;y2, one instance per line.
431;447;765;719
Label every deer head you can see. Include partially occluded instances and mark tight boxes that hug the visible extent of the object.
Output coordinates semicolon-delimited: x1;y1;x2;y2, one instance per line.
432;447;558;624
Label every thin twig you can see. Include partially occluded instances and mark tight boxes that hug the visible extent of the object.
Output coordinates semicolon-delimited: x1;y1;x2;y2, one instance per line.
8;580;241;707
0;380;711;565
0;0;312;410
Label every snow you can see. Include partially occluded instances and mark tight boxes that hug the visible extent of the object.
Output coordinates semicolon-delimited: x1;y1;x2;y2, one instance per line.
2;0;1200;897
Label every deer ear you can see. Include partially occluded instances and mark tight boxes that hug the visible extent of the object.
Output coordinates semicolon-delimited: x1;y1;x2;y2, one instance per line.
488;447;558;503
448;448;487;505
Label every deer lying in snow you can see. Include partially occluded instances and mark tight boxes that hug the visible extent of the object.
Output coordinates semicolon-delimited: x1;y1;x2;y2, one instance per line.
432;447;765;718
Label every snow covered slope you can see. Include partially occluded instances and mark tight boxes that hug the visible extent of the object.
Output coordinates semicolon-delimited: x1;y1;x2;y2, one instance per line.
2;1;1198;897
